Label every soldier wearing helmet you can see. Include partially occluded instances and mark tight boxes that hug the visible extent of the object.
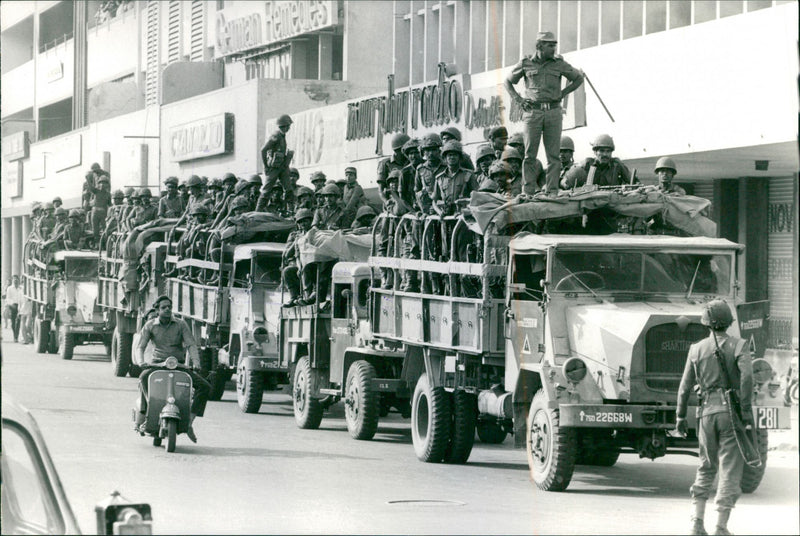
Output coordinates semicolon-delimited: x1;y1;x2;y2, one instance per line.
677;299;753;536
312;183;345;231
563;134;632;188
441;127;475;171
351;205;377;231
39;203;57;241
558;136;577;189
377;170;412;289
397;139;423;208
504;31;584;195
174;175;214;229
260;113;295;212
53;209;87;249
29;202;44;239
432;140;477;216
261;183;289;217
655;157;686;195
509;132;546;192
294;186;315;210
127;188;158;229
478;178;500;193
474;143;497;185
414;133;447;215
488;126;509;157
340;166;366;228
489;161;514;197
377;133;412;193
101;190;128;245
208;178;224;206
282;208;314;306
176;203;212;266
86;173;113;239
52;196;63;210
53;207;69;236
159;176;185;218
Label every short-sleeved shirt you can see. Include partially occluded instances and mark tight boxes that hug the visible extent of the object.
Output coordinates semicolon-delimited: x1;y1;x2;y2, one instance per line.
564;158;632;188
139;316;196;363
432;168;476;209
507;54;582;103
414;162;446;213
159;195;185;218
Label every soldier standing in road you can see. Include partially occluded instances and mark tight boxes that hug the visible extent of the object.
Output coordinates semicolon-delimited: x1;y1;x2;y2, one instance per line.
563;135;632;188
676;300;753;536
655;157;687;194
158;177;185;218
259;114;294;210
504;31;584;195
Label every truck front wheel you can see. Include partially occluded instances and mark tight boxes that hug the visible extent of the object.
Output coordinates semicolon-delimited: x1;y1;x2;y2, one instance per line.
527;390;577;491
741;429;768;493
34;319;49;354
344;360;380;440
293;356;323;429
411;373;451;463
111;329;131;377
237;365;264;414
59;330;75;360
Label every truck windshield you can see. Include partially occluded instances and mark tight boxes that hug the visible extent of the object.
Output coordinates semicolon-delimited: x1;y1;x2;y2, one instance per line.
63;258;98;279
551;250;732;295
252;254;281;286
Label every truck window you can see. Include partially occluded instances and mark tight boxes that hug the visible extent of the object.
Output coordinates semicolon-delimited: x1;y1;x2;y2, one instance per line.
510;254;546;301
252;254;282;287
333;283;350;319
63;258;98;279
233;260;250;287
643;253;731;295
552;251;641;292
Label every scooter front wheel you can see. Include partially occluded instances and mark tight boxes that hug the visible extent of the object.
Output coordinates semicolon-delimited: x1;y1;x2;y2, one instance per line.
165;420;177;453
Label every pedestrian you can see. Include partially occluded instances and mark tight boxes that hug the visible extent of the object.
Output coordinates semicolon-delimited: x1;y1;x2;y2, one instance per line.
655;157;686;194
18;292;33;344
5;275;22;342
504;31;584;195
676;300;753;536
259;114;294;210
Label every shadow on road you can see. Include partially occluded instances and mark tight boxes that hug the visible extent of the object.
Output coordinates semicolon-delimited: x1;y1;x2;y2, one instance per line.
371;428;413;444
567;461;694;497
71;355;111;363
467;461;529;471
176;445;378;461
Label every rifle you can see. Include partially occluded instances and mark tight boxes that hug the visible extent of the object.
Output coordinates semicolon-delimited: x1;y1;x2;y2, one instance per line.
581;164;597;228
711;330;762;468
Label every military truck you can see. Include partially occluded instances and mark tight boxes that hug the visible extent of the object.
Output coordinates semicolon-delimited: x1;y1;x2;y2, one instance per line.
23;241;111;360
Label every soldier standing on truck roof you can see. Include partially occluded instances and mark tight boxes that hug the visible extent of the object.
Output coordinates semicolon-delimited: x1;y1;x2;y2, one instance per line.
432;140;477;216
281;208;313;307
563;134;633;188
676;300;754;536
558;136;577;189
509;132;546;192
87;173;112;240
399;139;423;209
312;184;345;231
158;177;185;218
504;31;584;196
655;157;686;195
440;127;475;171
340;166;366;228
259;114;295;211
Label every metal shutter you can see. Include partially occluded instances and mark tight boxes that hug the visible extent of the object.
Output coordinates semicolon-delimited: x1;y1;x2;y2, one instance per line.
167;1;182;64
767;176;796;348
692;180;714;203
145;1;160;106
189;1;205;62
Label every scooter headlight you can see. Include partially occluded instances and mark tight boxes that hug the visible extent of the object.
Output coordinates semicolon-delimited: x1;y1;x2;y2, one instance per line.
164;356;179;370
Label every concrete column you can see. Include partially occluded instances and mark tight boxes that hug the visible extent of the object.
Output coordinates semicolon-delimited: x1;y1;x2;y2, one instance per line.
22;215;32;243
2;218;13;287
318;33;333;80
11;216;22;279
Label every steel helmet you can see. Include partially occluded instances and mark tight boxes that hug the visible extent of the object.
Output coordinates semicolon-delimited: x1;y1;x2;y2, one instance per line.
68;208;83;219
701;299;734;330
288;167;300;178
294;208;313;222
402;138;420;154
476;144;496;163
441;126;462;142
31;201;42;213
442;140;463;156
311;171;327;184
247;174;263;186
233;180;250;195
560;136;575;152
391;133;411;151
52;196;63;204
138;188;152;198
91;162;103;172
164;176;179;186
222;172;237;183
295;186;313;198
501;147;523;162
591;134;615;151
488;126;508;140
229;196;251;212
189;203;210;216
386;169;402;183
355;205;377;220
489;161;513;178
478;178;500;193
43;202;54;211
124;187;136;197
320;183;341;197
654;157;678;175
200;176;209;186
186;175;202;188
276;114;293;127
420;133;443;150
54;207;68;217
112;189;125;199
209;178;222;190
508;132;524;148
96;174;110;184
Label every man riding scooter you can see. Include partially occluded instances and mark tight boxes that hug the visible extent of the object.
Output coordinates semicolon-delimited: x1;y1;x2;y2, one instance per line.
133;295;211;442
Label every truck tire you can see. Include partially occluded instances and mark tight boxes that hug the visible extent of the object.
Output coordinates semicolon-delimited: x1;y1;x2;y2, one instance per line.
127;332;141;377
209;370;229;401
741;429;768;493
444;390;476;464
59;331;75;360
476;420;507;444
237;366;264;414
111;329;130;377
344;360;380;440
527;390;577;491
34;319;49;354
47;324;58;354
293;356;323;429
411;373;451;463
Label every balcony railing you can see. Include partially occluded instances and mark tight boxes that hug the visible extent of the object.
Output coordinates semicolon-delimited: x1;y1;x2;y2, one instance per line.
38;32;73;54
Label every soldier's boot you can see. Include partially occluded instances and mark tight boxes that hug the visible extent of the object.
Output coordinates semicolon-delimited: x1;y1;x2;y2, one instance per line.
380;268;394;289
690;500;708;536
399;270;419;293
714;509;732;536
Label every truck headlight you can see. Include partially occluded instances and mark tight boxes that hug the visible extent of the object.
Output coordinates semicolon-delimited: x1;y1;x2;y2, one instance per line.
253;327;268;344
751;358;773;384
67;305;77;316
563;358;587;383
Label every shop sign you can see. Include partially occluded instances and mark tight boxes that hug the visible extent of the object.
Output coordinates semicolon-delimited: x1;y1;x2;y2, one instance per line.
5;161;23;198
767;201;794;233
2;131;30;161
264;1;336;44
45;56;64;82
215;6;265;58
276;102;348;168
169;113;234;162
52;133;82;172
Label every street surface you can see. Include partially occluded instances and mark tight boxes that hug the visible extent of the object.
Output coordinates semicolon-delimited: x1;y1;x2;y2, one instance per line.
2;332;798;535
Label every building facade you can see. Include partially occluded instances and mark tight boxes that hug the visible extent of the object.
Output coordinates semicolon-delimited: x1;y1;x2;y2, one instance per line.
2;0;798;352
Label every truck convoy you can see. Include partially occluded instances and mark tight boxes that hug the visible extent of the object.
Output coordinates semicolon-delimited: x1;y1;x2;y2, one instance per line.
31;184;789;493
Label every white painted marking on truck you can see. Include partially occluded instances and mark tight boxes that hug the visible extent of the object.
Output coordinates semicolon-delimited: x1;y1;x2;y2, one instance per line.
522;335;531;354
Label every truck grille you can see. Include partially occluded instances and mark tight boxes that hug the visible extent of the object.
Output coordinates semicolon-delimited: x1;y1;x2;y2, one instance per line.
644;322;707;390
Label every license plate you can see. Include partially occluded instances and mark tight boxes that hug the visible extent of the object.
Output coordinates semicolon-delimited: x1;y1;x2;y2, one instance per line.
69;325;96;332
755;407;782;429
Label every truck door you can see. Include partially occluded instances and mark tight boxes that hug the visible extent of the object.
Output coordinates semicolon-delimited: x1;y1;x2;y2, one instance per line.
504;252;546;388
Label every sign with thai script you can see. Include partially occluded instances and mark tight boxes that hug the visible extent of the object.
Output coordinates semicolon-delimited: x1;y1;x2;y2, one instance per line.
215;1;336;58
5;160;22;198
169;113;234;162
2;131;30;161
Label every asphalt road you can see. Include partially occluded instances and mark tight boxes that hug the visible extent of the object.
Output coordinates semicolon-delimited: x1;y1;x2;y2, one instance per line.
2;334;798;535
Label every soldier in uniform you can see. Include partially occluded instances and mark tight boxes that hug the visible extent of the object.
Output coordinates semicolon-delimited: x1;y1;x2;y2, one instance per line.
502;147;540;195
207;178;223;207
29;202;43;239
312;184;345;231
55;209;87;249
178;180;190;207
399;138;423;209
281;208;313;306
101;190;126;247
676;300;753;536
259;114;294;210
52;196;63;210
40;202;57;239
294;186;315;211
563;135;632;188
440;127;475;170
489;161;516;198
350;205;377;233
128;189;157;229
558;136;577;189
341;166;366;228
378;170;412;289
261;184;288;216
474;144;497;186
488;125;509;159
310;171;327;194
432;140;477;216
414;133;447;215
504;31;584;195
655;157;686;194
52;207;69;237
478;177;500;193
377;133;411;188
87;174;112;239
158;176;185;218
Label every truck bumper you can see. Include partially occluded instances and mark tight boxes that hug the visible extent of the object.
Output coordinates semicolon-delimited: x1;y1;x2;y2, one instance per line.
240;355;287;373
64;324;109;335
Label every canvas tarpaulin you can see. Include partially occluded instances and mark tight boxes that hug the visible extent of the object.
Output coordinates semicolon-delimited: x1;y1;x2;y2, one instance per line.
297;228;372;267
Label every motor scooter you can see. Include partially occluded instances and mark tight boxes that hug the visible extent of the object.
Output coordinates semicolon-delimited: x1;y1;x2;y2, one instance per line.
133;356;193;452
